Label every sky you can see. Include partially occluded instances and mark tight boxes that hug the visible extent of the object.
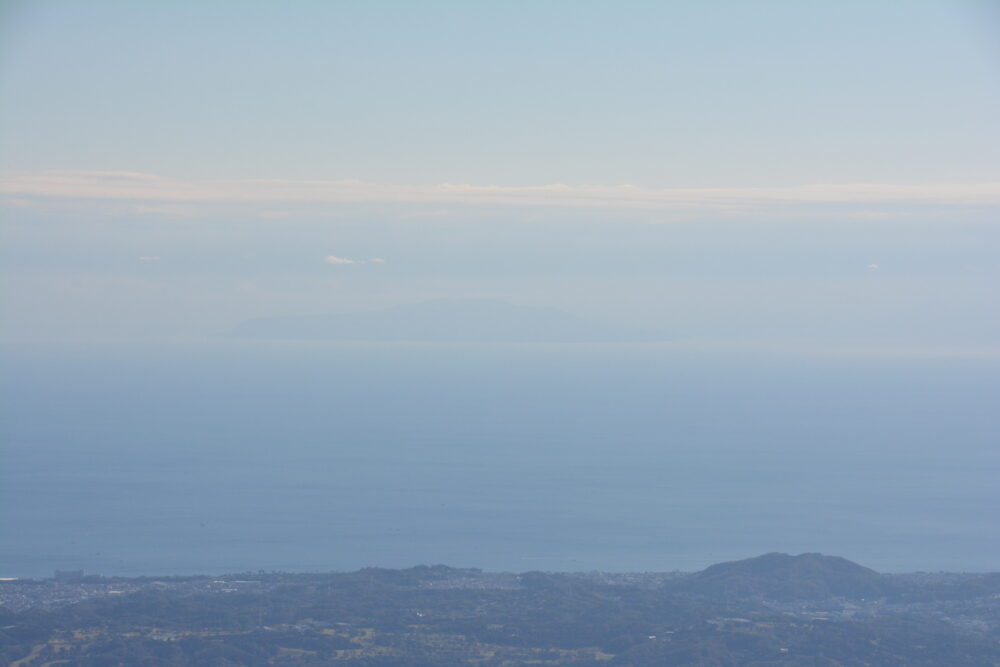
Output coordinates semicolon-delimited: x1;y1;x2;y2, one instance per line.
1;0;999;346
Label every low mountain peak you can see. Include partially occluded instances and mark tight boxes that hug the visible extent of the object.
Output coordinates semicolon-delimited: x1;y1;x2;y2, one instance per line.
672;552;891;601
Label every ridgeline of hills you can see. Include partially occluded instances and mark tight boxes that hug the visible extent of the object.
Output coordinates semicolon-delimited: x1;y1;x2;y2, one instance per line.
229;298;671;343
3;553;999;665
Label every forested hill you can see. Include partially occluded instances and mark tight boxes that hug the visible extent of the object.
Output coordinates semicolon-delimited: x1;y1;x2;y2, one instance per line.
667;552;891;601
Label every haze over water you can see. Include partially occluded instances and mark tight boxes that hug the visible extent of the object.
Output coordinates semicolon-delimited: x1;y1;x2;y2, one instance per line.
3;340;996;577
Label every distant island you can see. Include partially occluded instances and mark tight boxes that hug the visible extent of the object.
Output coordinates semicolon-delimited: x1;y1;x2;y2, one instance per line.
3;553;999;665
228;298;672;343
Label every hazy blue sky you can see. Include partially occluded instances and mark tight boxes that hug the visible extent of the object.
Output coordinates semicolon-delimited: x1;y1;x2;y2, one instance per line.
2;0;999;346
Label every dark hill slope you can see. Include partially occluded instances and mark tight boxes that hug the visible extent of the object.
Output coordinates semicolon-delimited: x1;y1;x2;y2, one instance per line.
670;552;892;601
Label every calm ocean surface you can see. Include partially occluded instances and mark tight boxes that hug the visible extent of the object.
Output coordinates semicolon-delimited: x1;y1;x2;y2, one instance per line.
2;341;998;577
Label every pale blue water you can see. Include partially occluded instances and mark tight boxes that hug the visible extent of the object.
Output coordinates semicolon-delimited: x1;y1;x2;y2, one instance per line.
2;341;998;577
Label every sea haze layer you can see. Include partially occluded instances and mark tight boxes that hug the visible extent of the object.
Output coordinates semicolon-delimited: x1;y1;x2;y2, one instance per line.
228;298;671;342
1;341;997;577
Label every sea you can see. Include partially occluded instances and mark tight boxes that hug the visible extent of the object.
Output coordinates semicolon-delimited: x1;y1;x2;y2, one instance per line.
2;340;998;578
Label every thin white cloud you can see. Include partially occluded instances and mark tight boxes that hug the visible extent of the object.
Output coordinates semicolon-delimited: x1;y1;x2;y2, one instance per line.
867;263;880;270
323;255;385;265
4;170;1000;214
137;255;161;261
